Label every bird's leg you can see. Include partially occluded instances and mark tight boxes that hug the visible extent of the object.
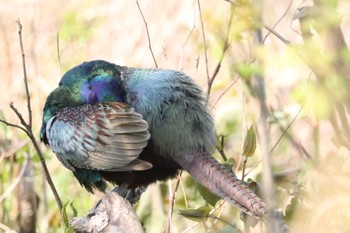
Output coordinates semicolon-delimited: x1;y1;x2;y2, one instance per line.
112;184;148;205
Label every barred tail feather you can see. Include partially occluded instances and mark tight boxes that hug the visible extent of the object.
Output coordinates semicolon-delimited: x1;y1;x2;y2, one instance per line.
173;151;267;218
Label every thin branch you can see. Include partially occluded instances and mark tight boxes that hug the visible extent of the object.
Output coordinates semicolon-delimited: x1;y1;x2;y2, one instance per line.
0;154;28;203
162;172;182;233
183;201;232;233
179;173;189;209
57;31;62;76
10;103;28;129
244;160;262;178
197;0;210;83
210;77;239;112
180;26;195;71
16;20;32;128
263;25;291;45
0;140;28;163
0;20;63;213
262;0;293;44
180;2;197;71
0;119;27;132
136;0;158;68
206;5;234;100
270;107;303;152
205;215;239;230
208;201;227;229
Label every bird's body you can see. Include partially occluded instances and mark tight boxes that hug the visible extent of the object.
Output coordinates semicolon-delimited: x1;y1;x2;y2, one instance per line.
40;60;266;218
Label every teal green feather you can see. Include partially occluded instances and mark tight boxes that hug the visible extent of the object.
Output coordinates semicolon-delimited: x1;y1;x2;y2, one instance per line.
73;169;107;193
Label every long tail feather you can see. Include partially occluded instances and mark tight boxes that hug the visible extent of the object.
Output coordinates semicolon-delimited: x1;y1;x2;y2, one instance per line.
173;151;267;218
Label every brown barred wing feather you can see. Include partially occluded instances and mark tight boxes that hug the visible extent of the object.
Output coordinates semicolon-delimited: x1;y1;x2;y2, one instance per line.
46;103;152;172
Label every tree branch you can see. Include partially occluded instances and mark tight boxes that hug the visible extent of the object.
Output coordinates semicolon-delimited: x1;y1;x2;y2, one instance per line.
16;20;32;129
0;20;62;214
197;0;210;85
70;191;145;233
136;0;158;68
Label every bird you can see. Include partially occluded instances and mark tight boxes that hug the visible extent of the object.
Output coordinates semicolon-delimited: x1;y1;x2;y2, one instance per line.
40;60;267;218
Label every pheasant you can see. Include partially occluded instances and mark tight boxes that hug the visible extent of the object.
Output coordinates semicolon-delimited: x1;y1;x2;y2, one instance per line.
40;60;267;218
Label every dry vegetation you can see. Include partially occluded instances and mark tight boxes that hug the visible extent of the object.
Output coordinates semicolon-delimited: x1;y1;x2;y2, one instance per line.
1;0;350;232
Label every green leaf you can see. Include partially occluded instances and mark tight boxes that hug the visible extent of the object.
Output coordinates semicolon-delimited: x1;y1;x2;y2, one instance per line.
223;157;236;171
242;125;256;157
235;63;263;80
178;206;211;222
197;183;221;207
70;201;78;218
62;200;70;228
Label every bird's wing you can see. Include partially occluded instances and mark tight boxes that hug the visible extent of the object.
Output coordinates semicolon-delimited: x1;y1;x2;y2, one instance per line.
46;102;152;171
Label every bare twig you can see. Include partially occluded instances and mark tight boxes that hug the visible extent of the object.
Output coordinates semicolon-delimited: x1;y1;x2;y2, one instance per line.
0;119;27;132
263;25;291;45
210;77;239;112
136;0;158;68
16;20;32;129
57;31;62;76
206;5;234;100
162;172;182;233
262;0;293;44
183;201;232;233
271;107;302;152
271;107;312;159
0;154;28;203
180;3;197;71
197;0;210;83
0;140;28;163
0;20;62;213
205;214;238;229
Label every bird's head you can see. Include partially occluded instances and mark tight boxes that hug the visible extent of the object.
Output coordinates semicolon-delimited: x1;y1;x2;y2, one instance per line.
40;60;126;144
40;86;81;144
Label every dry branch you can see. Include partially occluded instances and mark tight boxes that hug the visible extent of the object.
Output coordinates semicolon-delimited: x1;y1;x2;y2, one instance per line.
0;19;62;214
136;0;158;68
70;191;144;233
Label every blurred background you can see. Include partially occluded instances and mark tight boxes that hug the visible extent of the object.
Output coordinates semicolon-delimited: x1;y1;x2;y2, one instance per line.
1;0;350;232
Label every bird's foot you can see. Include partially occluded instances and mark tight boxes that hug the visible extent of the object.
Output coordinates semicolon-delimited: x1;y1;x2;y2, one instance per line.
112;184;147;205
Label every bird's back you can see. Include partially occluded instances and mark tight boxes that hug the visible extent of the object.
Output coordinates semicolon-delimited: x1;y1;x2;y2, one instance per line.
123;67;217;159
101;67;217;188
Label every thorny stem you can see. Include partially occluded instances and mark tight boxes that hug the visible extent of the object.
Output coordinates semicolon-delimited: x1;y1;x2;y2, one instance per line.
0;20;63;213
